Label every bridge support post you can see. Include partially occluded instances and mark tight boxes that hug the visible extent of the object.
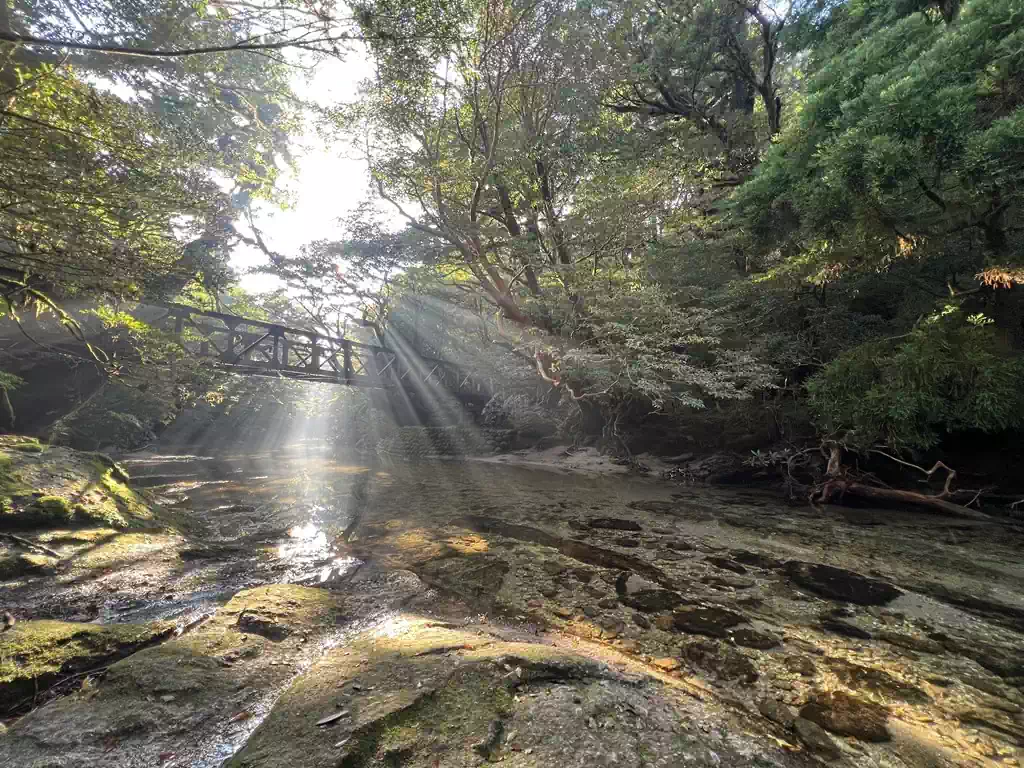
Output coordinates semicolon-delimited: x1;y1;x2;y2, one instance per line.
343;341;353;385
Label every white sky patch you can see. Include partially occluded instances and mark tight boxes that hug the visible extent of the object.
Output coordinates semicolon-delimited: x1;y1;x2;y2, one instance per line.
234;52;382;292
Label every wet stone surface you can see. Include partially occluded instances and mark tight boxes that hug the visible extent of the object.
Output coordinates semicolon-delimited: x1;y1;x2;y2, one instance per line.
2;446;1024;768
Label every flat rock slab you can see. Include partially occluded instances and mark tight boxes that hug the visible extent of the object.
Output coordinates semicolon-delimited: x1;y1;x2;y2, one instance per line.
785;561;902;605
0;619;174;702
588;518;642;531
672;606;746;637
0;584;347;768
226;617;811;768
800;691;891;743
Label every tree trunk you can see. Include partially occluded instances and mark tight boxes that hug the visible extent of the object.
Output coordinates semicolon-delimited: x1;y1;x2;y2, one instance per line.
821;480;991;522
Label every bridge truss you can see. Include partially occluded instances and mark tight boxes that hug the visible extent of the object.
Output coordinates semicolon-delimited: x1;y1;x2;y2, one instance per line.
151;302;491;396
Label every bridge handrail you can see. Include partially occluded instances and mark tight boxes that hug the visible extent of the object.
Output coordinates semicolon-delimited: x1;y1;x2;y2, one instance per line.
149;300;466;378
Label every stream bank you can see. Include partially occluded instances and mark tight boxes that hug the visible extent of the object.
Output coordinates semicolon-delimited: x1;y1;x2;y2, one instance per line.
1;438;1023;767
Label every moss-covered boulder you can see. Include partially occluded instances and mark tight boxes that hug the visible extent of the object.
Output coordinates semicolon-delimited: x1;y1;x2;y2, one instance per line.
0;551;58;579
1;585;347;767
0;436;154;530
0;619;175;702
226;617;802;768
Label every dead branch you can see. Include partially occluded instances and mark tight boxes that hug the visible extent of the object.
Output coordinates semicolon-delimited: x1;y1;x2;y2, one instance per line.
868;448;957;497
807;443;990;521
1;531;61;558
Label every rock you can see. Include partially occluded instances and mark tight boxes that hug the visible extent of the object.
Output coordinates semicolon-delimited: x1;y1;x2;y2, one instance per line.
418;554;510;608
879;631;944;655
628;500;676;513
731;550;783;570
957;640;1024;679
665;539;695;551
540;587;559;599
621;589;688;613
706;557;748;575
759;699;795;729
218;617;804;768
682;639;758;684
654;614;674;631
794;717;842;759
472;719;504;758
957;707;1024;744
541;561;567;576
0;552;58;579
0;619;174;701
618;639;640;653
589;518;642;531
784;656;816;676
829;660;930;704
702;575;755;590
820;617;873;640
785;561;902;606
672;606;745;637
551;606;572;619
657;550;685;561
237;611;292;641
729;627;781;650
653;657;682;671
800;691;891;742
582;605;600;618
633;613;650;629
615;572;659;595
570;568;595;583
614;537;641;548
597;598;618;609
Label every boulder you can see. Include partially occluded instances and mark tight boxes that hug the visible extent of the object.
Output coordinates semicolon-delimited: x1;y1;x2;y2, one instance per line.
800;691;891;742
786;561;902;605
672;606;746;637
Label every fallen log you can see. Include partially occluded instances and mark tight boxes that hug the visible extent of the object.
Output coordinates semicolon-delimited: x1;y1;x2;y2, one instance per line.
819;480;992;521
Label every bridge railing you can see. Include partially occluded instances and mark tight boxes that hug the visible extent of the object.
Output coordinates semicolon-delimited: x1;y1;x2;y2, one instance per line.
149;301;491;395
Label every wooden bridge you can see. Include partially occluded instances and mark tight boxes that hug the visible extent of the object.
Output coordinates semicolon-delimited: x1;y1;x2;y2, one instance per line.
150;302;492;397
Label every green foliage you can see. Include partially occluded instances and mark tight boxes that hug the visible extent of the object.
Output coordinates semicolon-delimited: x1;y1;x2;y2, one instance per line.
734;0;1024;278
807;310;1024;451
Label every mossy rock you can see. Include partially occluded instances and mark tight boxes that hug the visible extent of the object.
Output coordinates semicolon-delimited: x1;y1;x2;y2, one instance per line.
11;442;45;454
0;619;174;702
0;452;154;530
0;551;58;580
226;620;607;768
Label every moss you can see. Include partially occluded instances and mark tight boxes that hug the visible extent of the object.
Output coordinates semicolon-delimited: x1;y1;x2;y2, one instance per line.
0;552;57;579
0;619;174;701
12;442;45;454
338;665;515;767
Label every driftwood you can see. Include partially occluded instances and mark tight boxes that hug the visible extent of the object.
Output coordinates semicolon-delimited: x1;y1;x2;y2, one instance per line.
817;478;992;521
812;444;993;522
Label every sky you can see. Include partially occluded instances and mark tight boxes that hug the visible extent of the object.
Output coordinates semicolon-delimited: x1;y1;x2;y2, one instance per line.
232;52;378;293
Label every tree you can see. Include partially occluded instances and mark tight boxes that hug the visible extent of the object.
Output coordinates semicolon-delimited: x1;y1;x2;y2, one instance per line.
733;0;1024;302
604;0;795;160
0;63;231;305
